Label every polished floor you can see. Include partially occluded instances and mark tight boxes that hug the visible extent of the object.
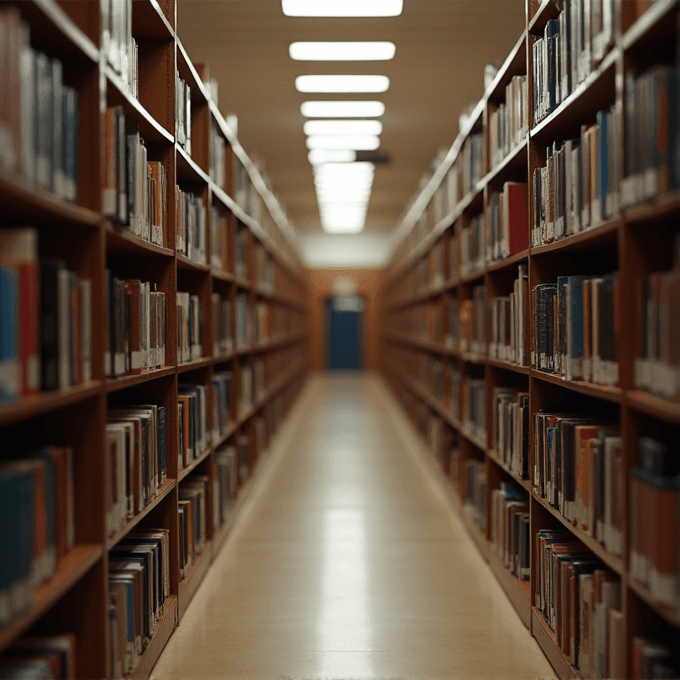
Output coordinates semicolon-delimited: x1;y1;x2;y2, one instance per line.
152;373;555;680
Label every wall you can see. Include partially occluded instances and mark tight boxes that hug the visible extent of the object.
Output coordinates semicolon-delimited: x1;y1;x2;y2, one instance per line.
305;268;384;372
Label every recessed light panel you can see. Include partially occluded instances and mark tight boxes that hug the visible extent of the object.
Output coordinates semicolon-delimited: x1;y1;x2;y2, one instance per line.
307;135;380;150
301;101;385;118
308;149;356;164
304;120;383;136
282;0;403;17
289;42;396;61
296;75;389;93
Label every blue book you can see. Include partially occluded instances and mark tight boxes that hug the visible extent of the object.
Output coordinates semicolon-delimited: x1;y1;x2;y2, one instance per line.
596;110;608;221
0;462;36;626
566;275;595;381
62;86;79;203
0;266;20;403
545;19;560;114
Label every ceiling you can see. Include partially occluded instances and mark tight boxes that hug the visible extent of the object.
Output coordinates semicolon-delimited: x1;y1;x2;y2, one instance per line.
177;0;526;267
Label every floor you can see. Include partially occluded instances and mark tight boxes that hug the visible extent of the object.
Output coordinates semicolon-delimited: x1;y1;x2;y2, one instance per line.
151;373;555;680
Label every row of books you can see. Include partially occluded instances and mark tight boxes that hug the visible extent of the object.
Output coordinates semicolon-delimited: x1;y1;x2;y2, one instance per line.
490;483;530;580
212;371;233;445
179;474;209;579
487;182;529;262
106;405;168;538
210;207;229;272
1;9;80;203
488;74;528;169
239;357;265;412
462;376;486;443
177;291;202;364
178;383;209;470
176;187;207;265
533;413;623;557
213;444;238;529
489;263;529;366
105;0;138;95
630;436;679;608
106;275;166;378
535;531;623;679
531;108;620;247
211;293;233;357
175;71;191;156
0;230;91;401
210;124;227;191
465;457;487;531
492;387;529;480
0;635;76;678
631;637;679;680
460;214;486;277
234;226;248;279
108;528;170;678
622;64;680;209
531;273;619;385
635;243;680;401
532;0;616;124
236;293;270;349
254;243;274;293
459;285;485;356
459;131;485;196
0;447;75;628
104;107;167;247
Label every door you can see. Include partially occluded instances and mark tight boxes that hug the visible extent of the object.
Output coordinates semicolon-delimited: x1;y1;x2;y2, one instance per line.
326;295;364;370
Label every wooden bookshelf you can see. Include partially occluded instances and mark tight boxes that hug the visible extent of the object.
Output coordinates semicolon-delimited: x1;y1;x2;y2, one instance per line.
380;1;680;678
0;1;309;677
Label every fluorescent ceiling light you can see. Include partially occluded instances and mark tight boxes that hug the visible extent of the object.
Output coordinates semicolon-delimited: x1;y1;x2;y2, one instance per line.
304;120;383;136
296;75;389;93
290;42;396;61
308;149;356;164
315;161;374;174
322;222;365;234
282;0;402;17
307;134;380;150
301;101;385;118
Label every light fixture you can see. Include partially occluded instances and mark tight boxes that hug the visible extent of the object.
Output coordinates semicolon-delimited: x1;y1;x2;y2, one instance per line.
282;0;403;17
296;75;389;93
321;221;365;234
307;135;380;150
289;42;396;61
301;101;385;118
308;149;356;164
304;120;383;136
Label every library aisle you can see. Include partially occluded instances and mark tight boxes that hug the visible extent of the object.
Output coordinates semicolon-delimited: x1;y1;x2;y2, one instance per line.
151;373;554;680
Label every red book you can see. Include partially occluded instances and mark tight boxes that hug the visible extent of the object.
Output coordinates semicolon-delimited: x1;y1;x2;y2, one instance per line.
0;228;39;396
503;182;529;256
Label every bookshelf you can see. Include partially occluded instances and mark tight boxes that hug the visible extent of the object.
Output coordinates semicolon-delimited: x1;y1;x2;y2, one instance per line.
0;0;308;678
380;1;680;678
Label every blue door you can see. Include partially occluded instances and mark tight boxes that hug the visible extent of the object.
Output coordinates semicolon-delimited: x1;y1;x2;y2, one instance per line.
327;296;363;370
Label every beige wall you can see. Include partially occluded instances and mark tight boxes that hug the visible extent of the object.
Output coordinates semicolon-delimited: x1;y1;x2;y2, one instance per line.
305;268;384;372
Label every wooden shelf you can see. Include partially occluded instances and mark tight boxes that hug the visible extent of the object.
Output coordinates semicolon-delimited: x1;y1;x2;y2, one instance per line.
106;368;176;393
486;248;529;274
487;449;531;492
622;190;680;224
486;30;527;103
211;421;239;450
105;223;175;258
530;371;623;403
177;358;212;373
106;66;174;145
621;0;678;50
178;446;212;481
531;608;582;680
528;0;561;32
486;544;531;629
0;169;102;228
179;544;212;620
530;218;620;256
176;38;211;104
132;0;175;41
107;479;177;550
176;145;210;186
177;253;210;272
627;390;680;424
533;495;624;575
486;358;530;375
211;268;234;283
0;381;102;427
0;545;102;653
627;576;680;628
483;138;528;187
461;426;487;453
130;595;178;680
